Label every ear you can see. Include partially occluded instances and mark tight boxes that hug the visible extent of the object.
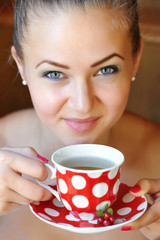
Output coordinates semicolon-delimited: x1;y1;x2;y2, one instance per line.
133;37;144;75
11;45;26;81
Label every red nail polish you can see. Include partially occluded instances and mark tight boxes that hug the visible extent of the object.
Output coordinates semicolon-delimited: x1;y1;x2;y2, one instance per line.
121;226;132;231
37;154;49;163
130;185;141;193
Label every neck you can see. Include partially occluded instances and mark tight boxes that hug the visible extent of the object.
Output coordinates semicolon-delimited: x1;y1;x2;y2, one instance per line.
36;121;65;159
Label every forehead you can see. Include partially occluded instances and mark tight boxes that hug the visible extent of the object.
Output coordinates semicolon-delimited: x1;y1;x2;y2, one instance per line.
23;7;131;63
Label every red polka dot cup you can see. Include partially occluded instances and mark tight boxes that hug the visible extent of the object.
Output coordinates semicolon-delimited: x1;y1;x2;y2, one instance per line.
36;144;124;221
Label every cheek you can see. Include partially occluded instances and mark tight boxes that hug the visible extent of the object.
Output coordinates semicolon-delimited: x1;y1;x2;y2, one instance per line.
100;82;130;113
28;86;65;119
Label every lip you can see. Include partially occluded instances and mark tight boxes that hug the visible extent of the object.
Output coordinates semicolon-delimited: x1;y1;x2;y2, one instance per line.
63;117;100;133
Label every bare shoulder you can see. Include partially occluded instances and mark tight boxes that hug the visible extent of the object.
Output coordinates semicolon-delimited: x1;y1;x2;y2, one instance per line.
0;108;37;147
117;111;159;132
121;111;160;138
113;111;160;150
117;111;160;146
115;111;160;169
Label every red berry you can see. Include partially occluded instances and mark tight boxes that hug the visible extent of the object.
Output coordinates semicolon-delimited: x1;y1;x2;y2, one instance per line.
98;217;104;224
109;216;115;223
104;212;110;219
103;219;111;226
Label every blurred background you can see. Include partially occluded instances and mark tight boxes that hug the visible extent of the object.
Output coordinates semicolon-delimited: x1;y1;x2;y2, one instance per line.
0;0;160;123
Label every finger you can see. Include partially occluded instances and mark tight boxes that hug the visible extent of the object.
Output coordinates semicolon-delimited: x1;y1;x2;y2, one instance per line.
0;201;20;216
129;179;160;197
8;170;52;201
0;150;48;180
140;221;160;240
1;147;48;163
0;146;38;158
121;200;160;231
0;188;32;205
150;192;160;202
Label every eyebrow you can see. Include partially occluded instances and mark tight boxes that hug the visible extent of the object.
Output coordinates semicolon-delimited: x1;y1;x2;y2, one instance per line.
35;53;124;69
90;53;124;68
36;60;70;69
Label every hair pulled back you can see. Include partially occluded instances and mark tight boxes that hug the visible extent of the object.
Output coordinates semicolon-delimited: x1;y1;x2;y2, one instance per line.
13;0;140;59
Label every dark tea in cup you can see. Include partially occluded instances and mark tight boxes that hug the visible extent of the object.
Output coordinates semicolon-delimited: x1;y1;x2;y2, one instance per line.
61;156;116;170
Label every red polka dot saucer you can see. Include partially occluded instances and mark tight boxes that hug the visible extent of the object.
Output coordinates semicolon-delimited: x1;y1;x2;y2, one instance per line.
29;183;147;234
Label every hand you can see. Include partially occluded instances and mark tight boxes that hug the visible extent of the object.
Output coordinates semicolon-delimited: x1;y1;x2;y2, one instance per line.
0;147;52;215
121;179;160;239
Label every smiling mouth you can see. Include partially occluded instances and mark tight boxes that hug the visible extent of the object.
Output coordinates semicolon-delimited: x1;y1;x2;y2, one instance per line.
63;117;100;133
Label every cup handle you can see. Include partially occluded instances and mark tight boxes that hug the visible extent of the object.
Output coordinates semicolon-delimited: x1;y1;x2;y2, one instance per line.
35;163;61;201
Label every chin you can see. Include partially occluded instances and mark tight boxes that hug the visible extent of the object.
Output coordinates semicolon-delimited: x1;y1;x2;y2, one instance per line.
59;135;101;146
54;124;106;146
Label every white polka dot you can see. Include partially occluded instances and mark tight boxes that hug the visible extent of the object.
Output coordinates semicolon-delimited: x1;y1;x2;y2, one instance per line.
114;218;126;224
72;195;89;208
92;183;108;198
96;201;111;211
53;198;64;207
65;213;80;222
108;167;119;180
87;172;102;179
38;213;52;221
44;208;60;217
33;201;40;205
89;219;98;224
137;202;147;211
117;207;132;216
113;179;120;195
122;193;135;203
61;199;72;211
71;175;86;190
58;179;68;194
58;167;66;175
79;213;94;221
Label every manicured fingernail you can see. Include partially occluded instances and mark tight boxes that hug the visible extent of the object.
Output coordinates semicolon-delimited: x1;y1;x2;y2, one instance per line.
121;226;132;231
130;185;141;193
37;154;49;163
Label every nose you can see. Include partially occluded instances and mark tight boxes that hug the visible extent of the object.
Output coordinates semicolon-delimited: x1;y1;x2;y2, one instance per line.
67;78;93;113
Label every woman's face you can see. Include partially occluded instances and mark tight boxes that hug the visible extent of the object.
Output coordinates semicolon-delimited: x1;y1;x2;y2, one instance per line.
13;7;142;145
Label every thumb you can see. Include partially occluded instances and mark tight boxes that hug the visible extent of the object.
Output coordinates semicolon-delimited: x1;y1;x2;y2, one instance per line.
129;179;160;197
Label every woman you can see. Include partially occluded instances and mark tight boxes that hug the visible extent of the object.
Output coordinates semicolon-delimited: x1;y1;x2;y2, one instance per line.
0;0;160;239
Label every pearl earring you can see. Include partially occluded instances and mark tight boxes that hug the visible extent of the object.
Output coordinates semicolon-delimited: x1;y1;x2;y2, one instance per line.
22;80;27;86
132;76;136;82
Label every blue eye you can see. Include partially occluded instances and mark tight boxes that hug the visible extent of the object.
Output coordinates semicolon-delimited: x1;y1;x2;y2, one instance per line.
97;65;119;76
43;71;64;80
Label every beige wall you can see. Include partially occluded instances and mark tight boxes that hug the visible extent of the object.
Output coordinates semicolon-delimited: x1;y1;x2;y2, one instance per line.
127;0;160;123
126;41;160;123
